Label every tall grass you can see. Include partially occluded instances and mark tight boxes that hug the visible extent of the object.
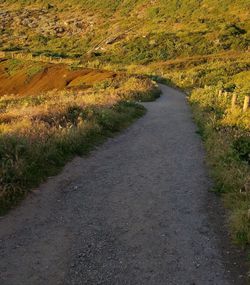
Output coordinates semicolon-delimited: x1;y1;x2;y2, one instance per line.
119;54;250;247
189;85;250;245
0;76;160;214
153;55;250;247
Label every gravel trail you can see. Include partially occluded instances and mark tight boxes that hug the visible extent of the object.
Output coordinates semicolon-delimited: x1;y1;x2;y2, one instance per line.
0;85;246;285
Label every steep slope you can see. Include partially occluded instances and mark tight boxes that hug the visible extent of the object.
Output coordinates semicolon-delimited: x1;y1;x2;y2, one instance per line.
0;59;115;96
0;0;249;63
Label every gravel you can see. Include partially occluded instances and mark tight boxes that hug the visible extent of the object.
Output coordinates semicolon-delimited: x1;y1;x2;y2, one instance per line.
0;85;247;285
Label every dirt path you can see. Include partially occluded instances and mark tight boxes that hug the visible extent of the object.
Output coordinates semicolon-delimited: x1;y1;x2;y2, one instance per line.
0;85;247;285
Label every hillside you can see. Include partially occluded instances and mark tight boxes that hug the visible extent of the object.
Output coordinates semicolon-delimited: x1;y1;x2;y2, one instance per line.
0;0;249;271
0;0;249;62
0;59;116;96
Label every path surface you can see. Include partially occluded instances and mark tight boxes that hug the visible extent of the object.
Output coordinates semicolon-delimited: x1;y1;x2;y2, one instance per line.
0;85;246;285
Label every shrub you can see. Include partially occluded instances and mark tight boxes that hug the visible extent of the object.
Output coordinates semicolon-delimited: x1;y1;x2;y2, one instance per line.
233;136;250;164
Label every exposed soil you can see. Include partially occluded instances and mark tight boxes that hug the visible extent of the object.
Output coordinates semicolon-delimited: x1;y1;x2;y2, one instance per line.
0;85;247;284
0;61;116;96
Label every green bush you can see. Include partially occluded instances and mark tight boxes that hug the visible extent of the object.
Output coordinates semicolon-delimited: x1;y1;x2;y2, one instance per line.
233;136;250;164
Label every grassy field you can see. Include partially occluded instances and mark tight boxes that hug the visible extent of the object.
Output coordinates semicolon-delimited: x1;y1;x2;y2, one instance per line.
0;0;249;262
0;63;160;213
0;0;249;61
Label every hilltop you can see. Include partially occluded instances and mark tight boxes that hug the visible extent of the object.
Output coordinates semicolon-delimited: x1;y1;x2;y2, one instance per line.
0;0;249;63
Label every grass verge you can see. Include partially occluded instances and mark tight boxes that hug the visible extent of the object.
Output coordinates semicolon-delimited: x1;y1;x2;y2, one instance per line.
0;76;160;214
190;102;250;273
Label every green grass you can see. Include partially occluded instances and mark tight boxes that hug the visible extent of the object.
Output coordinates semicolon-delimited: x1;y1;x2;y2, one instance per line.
0;76;160;214
117;52;249;251
190;103;250;245
1;0;249;64
4;59;24;76
0;101;146;214
149;54;250;247
0;0;249;272
26;63;44;78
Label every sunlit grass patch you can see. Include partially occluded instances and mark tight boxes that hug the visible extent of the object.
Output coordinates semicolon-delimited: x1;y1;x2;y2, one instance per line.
0;75;159;214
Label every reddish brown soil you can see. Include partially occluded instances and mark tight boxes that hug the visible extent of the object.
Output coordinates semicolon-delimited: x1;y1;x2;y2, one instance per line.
0;61;116;96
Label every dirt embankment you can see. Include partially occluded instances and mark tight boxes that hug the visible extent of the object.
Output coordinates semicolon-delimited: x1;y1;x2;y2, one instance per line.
0;60;116;96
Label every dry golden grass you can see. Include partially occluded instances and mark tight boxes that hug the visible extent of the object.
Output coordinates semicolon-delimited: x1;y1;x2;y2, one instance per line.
0;75;160;213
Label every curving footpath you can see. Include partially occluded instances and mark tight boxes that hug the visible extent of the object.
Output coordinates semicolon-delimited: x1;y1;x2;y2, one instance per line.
0;85;246;285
